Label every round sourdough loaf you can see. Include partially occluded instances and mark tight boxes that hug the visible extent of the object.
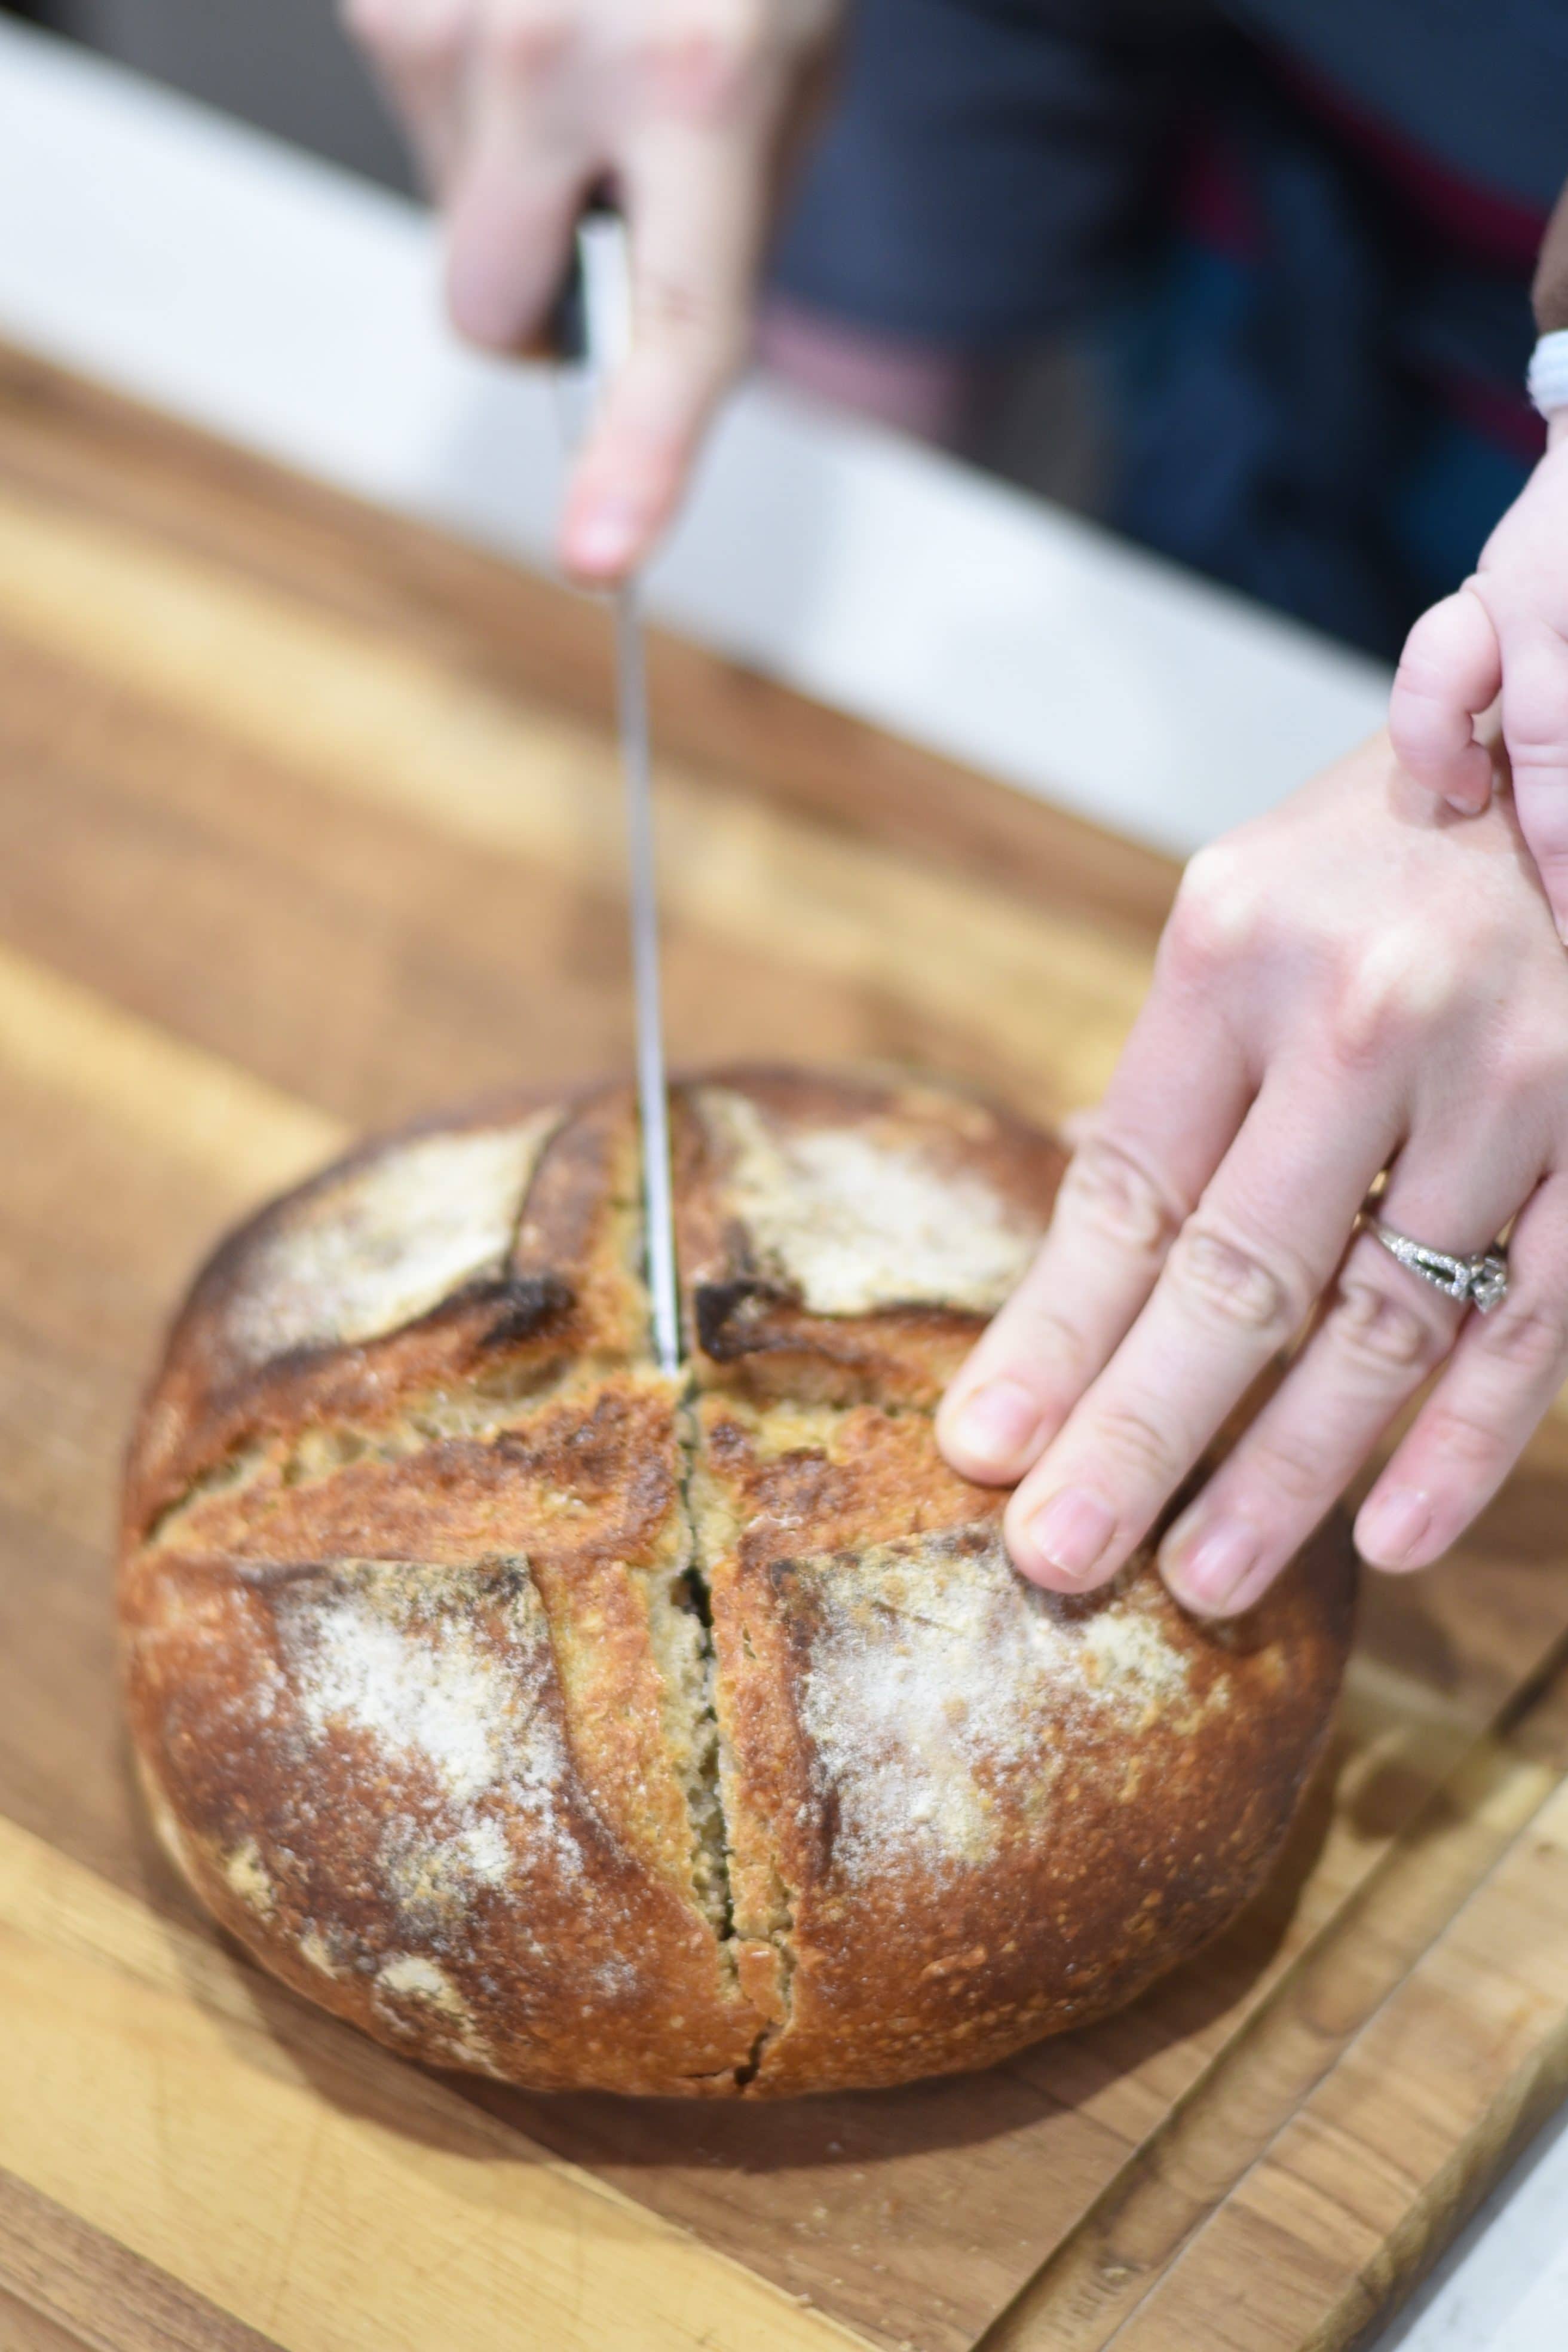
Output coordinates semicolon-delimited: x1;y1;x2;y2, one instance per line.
120;1068;1353;2097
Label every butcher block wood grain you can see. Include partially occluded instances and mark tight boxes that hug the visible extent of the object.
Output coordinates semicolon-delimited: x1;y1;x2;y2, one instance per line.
0;342;1566;2352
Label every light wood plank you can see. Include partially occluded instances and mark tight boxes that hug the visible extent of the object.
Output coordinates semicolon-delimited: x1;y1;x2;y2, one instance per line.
0;339;1181;948
0;938;342;1194
0;1814;868;2352
1088;1772;1568;2352
0;2164;287;2352
0;482;1150;1113
0;623;933;1132
979;1673;1568;2350
0;2285;96;2352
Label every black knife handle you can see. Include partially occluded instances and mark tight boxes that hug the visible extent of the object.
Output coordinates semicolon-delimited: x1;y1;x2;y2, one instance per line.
547;191;620;365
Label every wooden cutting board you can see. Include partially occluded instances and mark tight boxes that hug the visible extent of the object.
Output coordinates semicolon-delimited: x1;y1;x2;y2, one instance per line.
1;342;1567;2352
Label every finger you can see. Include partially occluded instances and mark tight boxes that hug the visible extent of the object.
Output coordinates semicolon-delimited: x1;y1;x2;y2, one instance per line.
1501;630;1568;945
937;951;1252;1489
1002;1062;1401;1594
1354;1171;1568;1573
442;14;593;353
561;100;776;581
1158;1129;1538;1615
1389;584;1502;816
342;0;471;194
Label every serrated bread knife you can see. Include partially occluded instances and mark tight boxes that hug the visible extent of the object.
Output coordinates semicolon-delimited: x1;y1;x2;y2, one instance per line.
568;212;682;1376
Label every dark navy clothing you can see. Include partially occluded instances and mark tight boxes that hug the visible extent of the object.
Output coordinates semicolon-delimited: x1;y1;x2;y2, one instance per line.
770;1;1566;655
1226;0;1568;215
773;1;1200;344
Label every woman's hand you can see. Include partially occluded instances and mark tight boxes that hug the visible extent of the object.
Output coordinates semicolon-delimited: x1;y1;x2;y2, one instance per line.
343;0;835;581
1391;414;1568;936
938;733;1568;1614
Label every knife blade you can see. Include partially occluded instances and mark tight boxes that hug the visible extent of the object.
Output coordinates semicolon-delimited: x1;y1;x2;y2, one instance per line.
571;213;682;1376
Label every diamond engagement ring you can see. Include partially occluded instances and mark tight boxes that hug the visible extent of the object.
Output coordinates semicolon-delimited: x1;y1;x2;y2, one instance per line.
1368;1221;1510;1313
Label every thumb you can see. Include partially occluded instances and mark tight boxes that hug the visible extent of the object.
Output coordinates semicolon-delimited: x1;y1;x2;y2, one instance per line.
1389;583;1502;814
1502;630;1568;943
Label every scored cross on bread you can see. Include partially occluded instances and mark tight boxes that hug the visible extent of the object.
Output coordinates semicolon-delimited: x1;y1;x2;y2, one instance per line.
119;1068;1353;2097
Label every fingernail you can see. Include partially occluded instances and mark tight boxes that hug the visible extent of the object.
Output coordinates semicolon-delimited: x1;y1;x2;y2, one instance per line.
948;1380;1042;1474
1357;1485;1432;1569
567;500;640;575
1020;1486;1116;1585
1163;1517;1260;1613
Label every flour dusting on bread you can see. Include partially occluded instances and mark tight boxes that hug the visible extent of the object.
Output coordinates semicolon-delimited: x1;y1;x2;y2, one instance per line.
375;1952;498;2071
278;1558;582;1886
798;1535;1192;1883
225;1112;556;1366
698;1088;1040;1315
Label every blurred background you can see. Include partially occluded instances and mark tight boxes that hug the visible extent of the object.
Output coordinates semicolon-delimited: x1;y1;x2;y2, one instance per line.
4;0;416;188
0;0;1105;524
0;0;1552;670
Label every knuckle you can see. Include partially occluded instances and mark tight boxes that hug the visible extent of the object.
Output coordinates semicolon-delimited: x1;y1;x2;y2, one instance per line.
1164;844;1257;979
482;1;575;73
1058;1138;1180;1260
1014;1299;1094;1385
1330;1274;1447;1371
1166;1220;1303;1336
1324;930;1450;1071
632;5;770;109
1474;1297;1568;1377
1506;746;1568;798
1091;1396;1184;1489
1239;1429;1330;1508
1418;1404;1508;1478
636;270;736;356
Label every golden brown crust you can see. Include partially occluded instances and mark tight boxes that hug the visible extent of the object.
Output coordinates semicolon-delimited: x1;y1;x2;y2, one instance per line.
126;1550;758;2091
120;1067;1355;2097
122;1084;643;1546
690;1386;1350;2094
674;1067;1066;1408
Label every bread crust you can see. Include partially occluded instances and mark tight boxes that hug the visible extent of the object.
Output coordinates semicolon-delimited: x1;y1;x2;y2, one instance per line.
120;1067;1354;2096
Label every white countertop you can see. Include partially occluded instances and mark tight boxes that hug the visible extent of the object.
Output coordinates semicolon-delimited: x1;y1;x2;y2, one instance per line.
0;18;1558;2346
1383;2103;1568;2352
